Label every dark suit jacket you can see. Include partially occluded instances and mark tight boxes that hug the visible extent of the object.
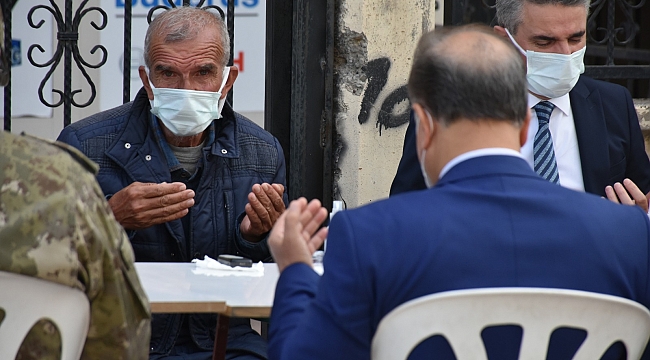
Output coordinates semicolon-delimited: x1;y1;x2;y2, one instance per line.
390;76;650;196
269;155;650;360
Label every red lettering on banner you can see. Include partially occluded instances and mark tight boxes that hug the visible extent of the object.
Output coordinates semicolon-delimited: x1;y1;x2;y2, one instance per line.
233;51;244;72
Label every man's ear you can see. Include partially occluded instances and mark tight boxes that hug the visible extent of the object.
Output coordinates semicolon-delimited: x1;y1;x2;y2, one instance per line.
413;103;435;155
138;66;153;100
520;108;532;147
220;66;239;99
493;25;508;39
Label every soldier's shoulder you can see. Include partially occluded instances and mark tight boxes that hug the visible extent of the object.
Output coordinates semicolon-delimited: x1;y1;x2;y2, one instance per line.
1;131;99;175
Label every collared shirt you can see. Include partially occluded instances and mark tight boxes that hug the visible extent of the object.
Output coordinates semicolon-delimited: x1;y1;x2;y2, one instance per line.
520;92;585;192
150;113;216;173
439;148;524;180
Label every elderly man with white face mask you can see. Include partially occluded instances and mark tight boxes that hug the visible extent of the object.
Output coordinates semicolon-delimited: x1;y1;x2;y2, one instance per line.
391;0;650;212
58;6;285;360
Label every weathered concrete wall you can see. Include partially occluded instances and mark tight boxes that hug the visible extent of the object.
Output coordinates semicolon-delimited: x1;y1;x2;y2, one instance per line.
333;0;437;208
636;101;650;159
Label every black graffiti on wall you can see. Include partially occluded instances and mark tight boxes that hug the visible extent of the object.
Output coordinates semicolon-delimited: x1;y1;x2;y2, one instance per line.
358;57;410;135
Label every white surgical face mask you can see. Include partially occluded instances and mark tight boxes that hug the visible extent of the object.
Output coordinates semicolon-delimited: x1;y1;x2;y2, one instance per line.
415;112;435;188
505;28;585;99
147;66;231;136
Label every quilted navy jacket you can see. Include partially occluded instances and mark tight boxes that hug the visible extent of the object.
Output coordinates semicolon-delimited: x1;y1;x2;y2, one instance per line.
58;87;286;357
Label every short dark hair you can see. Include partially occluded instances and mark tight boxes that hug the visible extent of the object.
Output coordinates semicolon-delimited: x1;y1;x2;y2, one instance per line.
496;0;591;34
407;25;528;126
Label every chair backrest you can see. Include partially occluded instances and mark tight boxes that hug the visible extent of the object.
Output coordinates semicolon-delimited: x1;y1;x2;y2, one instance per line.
371;287;650;360
0;271;90;360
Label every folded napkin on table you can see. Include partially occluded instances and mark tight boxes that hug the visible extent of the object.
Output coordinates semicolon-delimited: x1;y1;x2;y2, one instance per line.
191;255;264;277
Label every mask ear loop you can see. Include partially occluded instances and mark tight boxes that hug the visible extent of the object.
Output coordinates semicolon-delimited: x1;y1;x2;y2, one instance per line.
215;67;232;118
415;108;436;158
415;108;435;136
424;109;434;132
145;67;157;90
504;28;527;56
416;109;436;188
218;67;230;94
145;67;160;120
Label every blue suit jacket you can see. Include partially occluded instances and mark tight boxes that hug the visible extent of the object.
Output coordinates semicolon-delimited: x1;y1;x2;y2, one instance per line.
270;155;650;360
390;76;650;196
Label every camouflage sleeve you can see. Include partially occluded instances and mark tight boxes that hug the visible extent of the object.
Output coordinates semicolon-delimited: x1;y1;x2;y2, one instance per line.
0;132;151;360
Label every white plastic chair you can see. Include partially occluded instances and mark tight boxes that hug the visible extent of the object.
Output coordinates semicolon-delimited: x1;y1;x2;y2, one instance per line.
371;287;650;360
0;271;90;360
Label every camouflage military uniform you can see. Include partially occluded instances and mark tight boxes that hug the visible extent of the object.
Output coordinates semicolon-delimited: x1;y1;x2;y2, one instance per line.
0;131;151;359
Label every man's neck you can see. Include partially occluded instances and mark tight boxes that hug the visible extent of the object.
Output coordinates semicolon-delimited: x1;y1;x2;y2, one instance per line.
428;119;522;180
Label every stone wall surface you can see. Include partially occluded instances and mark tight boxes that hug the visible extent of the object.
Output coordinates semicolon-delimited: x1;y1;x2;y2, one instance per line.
333;0;437;208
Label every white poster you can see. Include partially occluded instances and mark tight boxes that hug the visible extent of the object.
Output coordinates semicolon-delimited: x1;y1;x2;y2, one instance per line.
0;1;53;118
99;0;266;113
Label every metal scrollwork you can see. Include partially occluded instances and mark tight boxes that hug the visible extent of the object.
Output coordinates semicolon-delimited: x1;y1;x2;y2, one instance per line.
147;0;226;24
27;0;107;125
588;0;646;65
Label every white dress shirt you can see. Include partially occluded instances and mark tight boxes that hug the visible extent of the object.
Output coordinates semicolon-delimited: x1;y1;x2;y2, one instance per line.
520;92;585;192
439;148;524;180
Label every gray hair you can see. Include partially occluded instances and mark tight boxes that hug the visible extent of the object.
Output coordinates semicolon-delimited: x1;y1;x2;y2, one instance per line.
496;0;590;34
407;25;528;126
143;6;230;68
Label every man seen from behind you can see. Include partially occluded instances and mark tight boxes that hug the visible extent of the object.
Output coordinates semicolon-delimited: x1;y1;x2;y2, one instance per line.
267;25;650;360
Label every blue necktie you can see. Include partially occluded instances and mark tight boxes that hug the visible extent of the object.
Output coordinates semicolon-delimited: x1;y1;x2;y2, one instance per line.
533;101;560;184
